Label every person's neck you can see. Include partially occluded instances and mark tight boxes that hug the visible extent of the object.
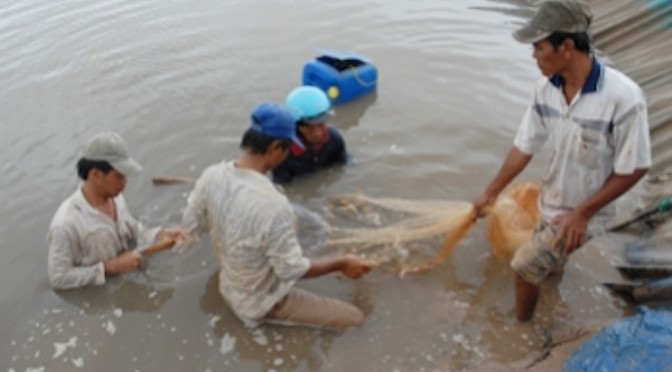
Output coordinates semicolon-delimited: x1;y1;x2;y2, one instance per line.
235;151;271;174
81;182;111;207
559;54;593;90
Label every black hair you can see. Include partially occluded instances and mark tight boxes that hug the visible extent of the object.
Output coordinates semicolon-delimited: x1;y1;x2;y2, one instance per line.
76;157;114;180
240;129;290;155
546;32;591;54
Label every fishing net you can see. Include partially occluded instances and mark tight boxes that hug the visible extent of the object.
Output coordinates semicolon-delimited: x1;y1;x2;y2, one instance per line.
321;182;541;275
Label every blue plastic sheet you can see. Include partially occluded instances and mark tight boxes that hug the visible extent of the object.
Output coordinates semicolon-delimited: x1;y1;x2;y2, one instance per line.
563;306;672;372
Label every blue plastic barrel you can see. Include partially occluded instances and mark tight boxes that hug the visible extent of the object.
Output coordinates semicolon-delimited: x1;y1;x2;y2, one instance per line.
302;49;378;105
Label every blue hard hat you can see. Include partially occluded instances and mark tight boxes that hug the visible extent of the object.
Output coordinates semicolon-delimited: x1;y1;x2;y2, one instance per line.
285;86;334;125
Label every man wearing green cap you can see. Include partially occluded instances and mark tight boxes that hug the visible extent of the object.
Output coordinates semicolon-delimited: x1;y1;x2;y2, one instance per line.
473;0;651;321
182;103;371;331
48;132;188;289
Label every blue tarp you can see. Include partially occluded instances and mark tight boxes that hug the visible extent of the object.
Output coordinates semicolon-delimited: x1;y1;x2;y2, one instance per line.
563;306;672;372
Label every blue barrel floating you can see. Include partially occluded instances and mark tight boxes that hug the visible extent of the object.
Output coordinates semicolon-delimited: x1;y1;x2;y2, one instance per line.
302;49;378;105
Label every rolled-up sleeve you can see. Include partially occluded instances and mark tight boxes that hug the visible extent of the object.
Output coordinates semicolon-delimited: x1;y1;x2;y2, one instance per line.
513;100;549;155
266;208;310;282
47;226;105;290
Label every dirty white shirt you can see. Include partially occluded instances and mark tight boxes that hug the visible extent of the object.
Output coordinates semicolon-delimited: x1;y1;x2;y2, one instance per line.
182;161;310;323
514;61;652;225
47;187;159;289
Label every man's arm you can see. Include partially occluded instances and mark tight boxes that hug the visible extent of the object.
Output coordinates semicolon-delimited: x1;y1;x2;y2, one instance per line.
329;127;348;165
473;146;533;217
554;169;648;254
48;227;140;290
182;171;211;238
302;255;371;279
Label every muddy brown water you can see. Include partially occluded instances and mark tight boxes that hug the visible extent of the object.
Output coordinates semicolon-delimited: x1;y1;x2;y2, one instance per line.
1;0;631;370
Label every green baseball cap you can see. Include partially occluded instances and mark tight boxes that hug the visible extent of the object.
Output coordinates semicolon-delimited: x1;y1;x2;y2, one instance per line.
513;0;593;43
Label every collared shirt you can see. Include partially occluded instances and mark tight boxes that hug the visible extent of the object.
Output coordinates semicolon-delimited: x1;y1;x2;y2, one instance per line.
47;187;159;289
514;60;652;223
272;126;348;184
182;161;311;323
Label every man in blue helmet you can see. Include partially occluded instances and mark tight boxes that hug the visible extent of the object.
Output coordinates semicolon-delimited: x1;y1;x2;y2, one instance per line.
272;86;348;184
182;103;372;330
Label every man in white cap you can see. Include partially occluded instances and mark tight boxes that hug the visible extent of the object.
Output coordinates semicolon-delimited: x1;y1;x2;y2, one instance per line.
48;132;188;290
472;0;651;321
182;103;371;331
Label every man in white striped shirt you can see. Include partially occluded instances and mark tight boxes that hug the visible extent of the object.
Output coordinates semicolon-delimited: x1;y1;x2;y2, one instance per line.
473;0;651;321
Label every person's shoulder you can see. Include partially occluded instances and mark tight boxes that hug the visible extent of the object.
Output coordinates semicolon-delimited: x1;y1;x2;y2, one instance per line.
196;160;232;184
49;192;81;233
327;126;345;144
602;65;645;101
533;76;555;99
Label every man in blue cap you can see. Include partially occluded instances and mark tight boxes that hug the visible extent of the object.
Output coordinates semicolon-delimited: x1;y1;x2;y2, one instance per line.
472;0;651;321
182;103;371;330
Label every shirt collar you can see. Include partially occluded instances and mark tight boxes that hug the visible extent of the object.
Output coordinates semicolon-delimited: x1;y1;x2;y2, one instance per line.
549;59;603;94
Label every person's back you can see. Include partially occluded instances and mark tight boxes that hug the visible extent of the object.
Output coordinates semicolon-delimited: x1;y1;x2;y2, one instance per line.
183;102;371;330
186;160;308;320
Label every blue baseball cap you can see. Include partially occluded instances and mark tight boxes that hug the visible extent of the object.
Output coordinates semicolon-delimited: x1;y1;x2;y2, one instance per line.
249;103;304;148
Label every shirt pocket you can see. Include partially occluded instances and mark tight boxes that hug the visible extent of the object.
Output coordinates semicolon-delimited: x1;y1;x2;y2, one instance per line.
574;129;605;169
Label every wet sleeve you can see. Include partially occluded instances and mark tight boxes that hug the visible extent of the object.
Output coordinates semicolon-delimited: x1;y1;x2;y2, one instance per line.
182;171;210;238
513;90;549;155
47;226;106;290
612;94;652;174
265;206;310;282
329;128;348;165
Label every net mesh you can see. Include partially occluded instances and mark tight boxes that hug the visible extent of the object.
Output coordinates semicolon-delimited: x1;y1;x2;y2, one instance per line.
320;183;540;275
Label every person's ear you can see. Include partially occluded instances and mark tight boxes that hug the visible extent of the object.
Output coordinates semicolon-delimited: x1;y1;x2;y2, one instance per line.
562;39;575;57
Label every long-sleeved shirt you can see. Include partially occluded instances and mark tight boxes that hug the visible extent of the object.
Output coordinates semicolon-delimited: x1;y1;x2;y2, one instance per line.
183;161;310;324
47;187;158;289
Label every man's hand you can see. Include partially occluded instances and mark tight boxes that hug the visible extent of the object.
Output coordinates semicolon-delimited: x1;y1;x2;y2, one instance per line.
104;251;141;276
552;210;590;255
339;254;373;279
157;227;190;243
472;192;497;219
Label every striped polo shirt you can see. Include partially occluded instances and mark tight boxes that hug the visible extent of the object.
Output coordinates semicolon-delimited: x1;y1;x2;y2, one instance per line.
513;59;652;223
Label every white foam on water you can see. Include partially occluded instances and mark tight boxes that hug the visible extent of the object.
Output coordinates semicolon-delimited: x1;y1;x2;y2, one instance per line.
72;357;84;368
42;328;51;335
52;336;77;359
170;327;177;333
11;339;16;346
219;333;236;356
209;315;221;327
273;358;284;366
103;320;116;335
252;329;268;346
51;308;62;314
113;308;123;318
34;350;40;358
148;291;158;299
26;367;45;372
